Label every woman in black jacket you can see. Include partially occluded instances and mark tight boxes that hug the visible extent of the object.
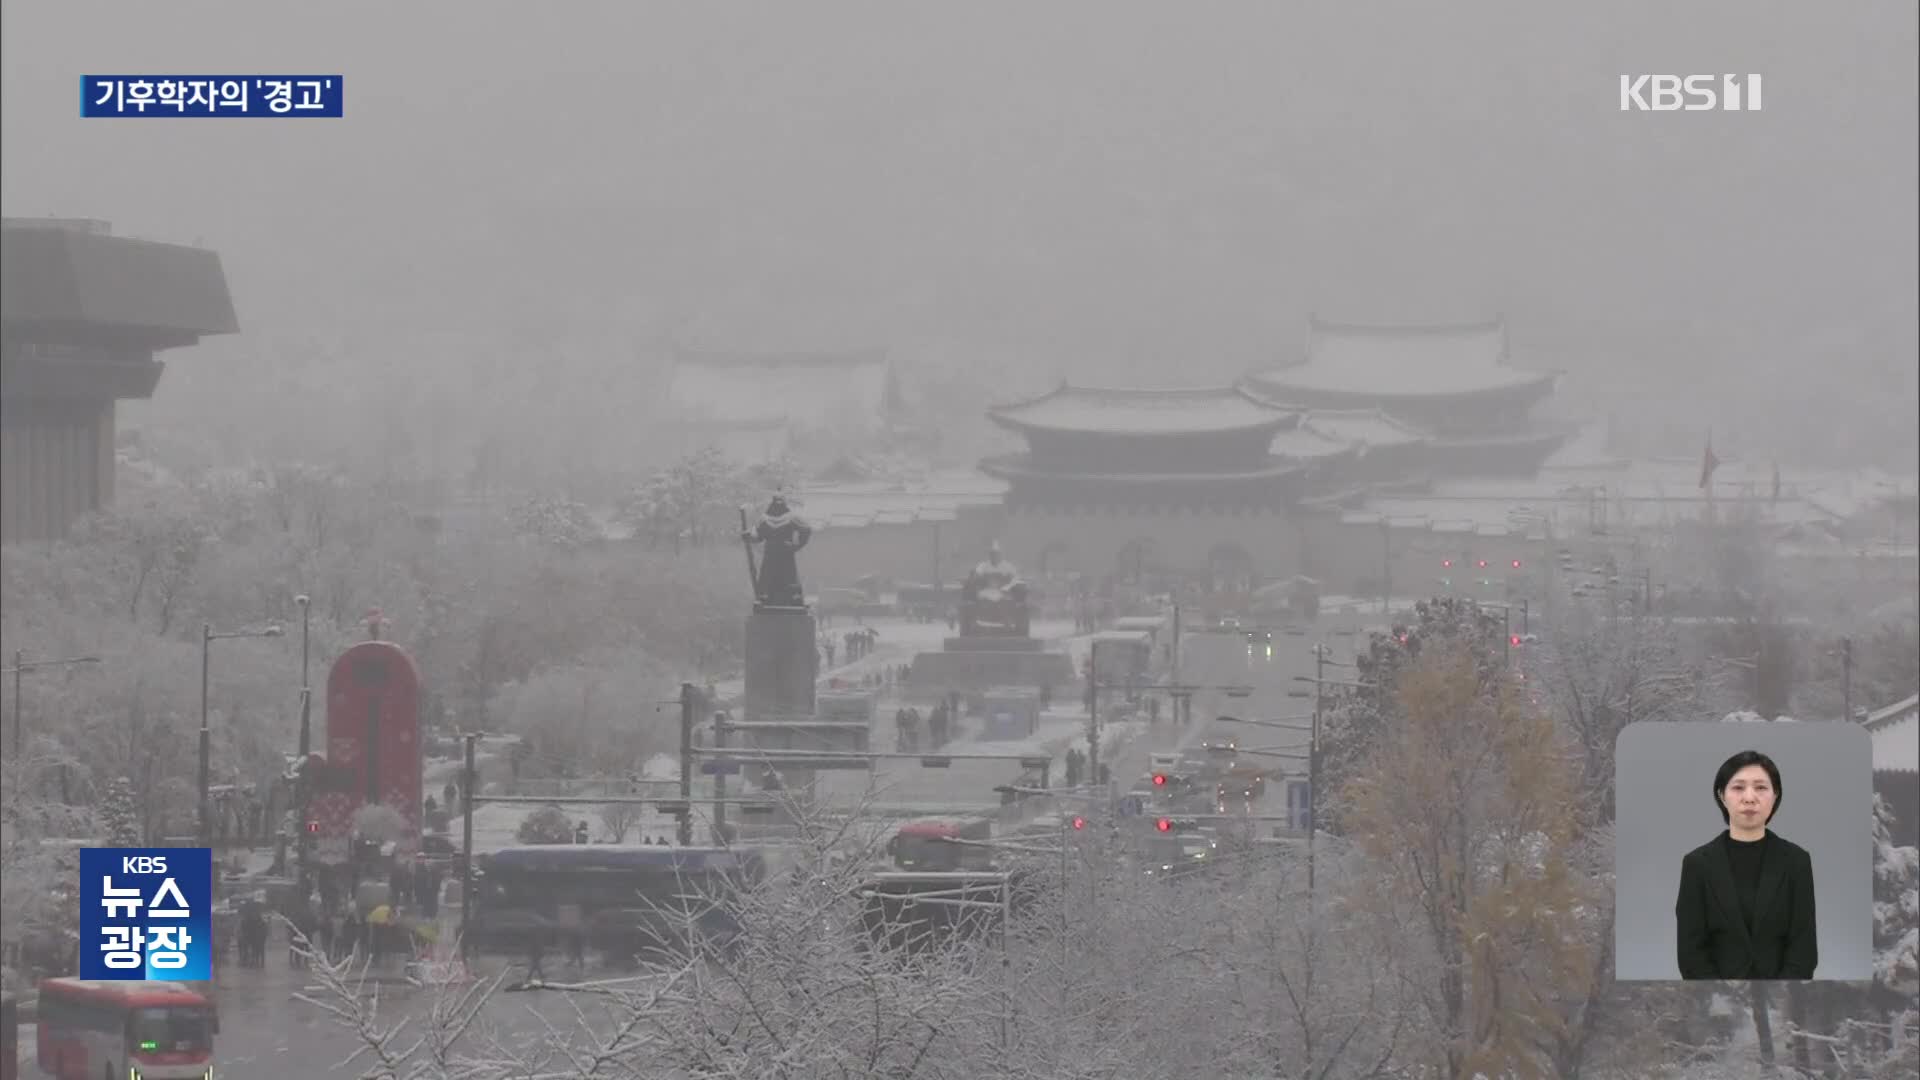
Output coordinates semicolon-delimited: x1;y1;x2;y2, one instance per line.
1675;749;1818;979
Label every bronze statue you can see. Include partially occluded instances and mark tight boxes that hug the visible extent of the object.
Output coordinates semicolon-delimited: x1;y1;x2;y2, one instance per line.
741;495;811;607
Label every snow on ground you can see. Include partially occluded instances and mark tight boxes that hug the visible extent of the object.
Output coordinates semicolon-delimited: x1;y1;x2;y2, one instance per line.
447;615;1103;845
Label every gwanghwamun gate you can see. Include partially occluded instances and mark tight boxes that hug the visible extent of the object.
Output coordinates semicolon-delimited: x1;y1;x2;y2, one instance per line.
668;318;1918;618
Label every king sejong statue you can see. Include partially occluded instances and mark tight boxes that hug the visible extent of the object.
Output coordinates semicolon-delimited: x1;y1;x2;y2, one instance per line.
742;494;812;608
971;542;1019;596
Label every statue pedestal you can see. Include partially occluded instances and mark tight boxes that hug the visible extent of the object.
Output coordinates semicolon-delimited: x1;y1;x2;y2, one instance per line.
744;606;818;721
909;636;1075;695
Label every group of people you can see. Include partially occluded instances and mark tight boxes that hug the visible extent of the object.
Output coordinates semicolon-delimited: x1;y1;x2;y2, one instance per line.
893;702;955;752
843;626;879;661
218;851;452;973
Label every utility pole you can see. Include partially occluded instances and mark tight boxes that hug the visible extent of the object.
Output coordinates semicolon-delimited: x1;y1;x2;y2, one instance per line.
200;622;283;848
1310;644;1324;900
712;708;731;844
459;731;477;960
295;595;313;892
7;651;102;759
1841;637;1854;723
198;625;213;847
677;683;696;845
1170;603;1184;725
1084;644;1100;786
1381;521;1392;615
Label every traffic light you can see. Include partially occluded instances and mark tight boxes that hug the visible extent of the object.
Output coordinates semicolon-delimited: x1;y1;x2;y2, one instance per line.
1442;558;1453;569
305;820;320;834
1510;634;1522;647
1477;559;1488;569
1156;817;1173;832
1152;773;1168;787
1511;559;1522;568
1072;816;1086;830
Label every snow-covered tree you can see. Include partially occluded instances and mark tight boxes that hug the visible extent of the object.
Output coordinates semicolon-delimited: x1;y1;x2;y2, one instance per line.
1871;792;1919;994
98;775;142;846
507;493;603;548
1318;595;1509;819
616;445;739;551
514;803;573;845
351;803;408;845
1341;639;1592;1080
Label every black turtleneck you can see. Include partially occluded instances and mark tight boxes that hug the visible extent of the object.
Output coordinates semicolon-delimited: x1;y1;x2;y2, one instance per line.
1722;829;1772;931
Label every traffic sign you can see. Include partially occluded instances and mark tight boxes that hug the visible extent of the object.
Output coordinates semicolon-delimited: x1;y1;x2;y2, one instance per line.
1117;795;1145;818
919;756;952;769
699;762;741;776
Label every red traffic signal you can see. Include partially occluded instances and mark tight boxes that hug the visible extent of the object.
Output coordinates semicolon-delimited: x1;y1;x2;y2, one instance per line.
1071;816;1086;830
1156;818;1173;832
1152;773;1168;787
305;821;321;834
1510;634;1523;647
1511;559;1522;568
1477;559;1488;569
1442;559;1453;568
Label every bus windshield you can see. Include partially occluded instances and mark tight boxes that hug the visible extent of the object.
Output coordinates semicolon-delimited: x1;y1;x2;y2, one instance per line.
128;1006;214;1052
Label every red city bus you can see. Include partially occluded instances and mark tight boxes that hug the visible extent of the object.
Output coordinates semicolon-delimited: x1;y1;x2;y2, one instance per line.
2;991;17;1080
35;978;215;1079
888;817;996;872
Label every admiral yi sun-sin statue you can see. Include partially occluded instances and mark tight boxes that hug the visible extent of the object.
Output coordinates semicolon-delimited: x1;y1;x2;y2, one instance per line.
740;493;812;609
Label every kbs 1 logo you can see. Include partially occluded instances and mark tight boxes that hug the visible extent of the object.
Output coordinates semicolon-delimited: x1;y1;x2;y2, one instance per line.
1619;74;1763;111
79;848;214;981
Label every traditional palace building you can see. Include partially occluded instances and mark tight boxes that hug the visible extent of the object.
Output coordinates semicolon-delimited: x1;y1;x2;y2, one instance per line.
963;317;1568;595
774;315;1913;609
980;385;1308;589
1243;316;1570;478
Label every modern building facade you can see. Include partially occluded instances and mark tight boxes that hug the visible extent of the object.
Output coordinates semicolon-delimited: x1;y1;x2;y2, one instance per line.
1;218;237;543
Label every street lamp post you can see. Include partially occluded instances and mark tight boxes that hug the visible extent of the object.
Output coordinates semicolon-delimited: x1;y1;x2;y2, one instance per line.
294;595;314;890
199;622;284;848
7;651;104;759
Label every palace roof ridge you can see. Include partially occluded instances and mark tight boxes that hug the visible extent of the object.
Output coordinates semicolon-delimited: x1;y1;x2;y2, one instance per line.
987;381;1299;437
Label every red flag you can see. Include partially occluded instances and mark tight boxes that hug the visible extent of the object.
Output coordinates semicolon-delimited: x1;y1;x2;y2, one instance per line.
1698;438;1720;491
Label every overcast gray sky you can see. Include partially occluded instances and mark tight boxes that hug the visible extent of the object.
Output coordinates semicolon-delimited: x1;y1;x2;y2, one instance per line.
4;0;1914;466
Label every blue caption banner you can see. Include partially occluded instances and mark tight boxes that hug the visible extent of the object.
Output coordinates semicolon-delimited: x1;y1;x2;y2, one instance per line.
79;847;214;981
81;75;343;117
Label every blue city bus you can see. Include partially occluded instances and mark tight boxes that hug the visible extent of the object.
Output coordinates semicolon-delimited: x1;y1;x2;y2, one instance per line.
467;845;767;961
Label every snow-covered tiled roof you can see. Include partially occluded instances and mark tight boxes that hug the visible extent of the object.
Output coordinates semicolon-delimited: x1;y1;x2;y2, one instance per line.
669;344;896;429
988;384;1297;436
1300;408;1431;449
1865;694;1917;773
1268;425;1356;461
1247;317;1558;398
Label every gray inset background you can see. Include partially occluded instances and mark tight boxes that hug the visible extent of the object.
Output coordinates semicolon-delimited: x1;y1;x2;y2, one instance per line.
1614;721;1873;981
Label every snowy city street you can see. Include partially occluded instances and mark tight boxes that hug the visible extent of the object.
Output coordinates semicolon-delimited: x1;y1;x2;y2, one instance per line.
5;4;1917;1078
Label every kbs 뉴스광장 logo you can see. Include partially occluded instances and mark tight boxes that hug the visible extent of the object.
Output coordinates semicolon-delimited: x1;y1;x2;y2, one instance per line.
78;847;214;981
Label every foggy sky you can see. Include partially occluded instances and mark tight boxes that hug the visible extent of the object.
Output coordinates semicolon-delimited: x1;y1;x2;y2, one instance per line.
3;0;1915;464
